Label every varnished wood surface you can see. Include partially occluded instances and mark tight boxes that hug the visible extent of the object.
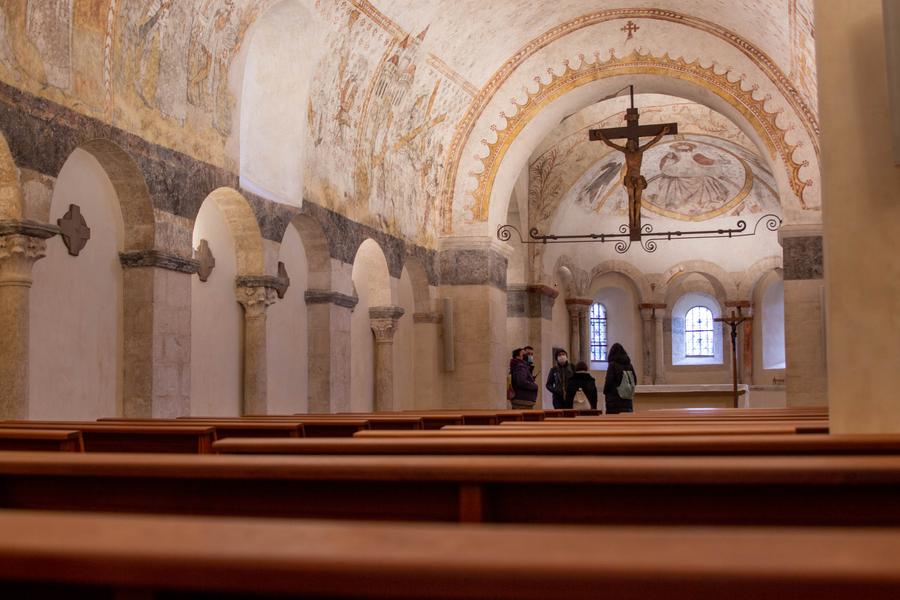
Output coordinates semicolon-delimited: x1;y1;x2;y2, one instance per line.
0;429;83;452
212;433;900;456
354;425;819;437
1;510;899;599
0;423;216;453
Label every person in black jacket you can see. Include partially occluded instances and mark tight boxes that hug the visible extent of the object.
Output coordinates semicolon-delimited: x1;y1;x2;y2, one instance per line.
603;343;637;414
565;361;599;411
545;349;575;409
509;348;538;409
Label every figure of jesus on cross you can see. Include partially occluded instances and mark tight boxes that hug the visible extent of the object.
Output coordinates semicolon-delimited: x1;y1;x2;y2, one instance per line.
589;90;678;241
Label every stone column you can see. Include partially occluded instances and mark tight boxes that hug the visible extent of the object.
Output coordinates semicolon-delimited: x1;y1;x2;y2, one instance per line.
119;250;198;418
369;306;404;412
779;226;826;406
305;290;358;413
236;281;277;415
654;310;667;384
0;221;56;418
565;298;592;364
508;284;559;407
438;239;510;409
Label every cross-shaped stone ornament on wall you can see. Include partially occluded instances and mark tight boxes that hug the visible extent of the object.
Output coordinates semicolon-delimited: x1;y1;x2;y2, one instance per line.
195;239;215;282
57;204;91;256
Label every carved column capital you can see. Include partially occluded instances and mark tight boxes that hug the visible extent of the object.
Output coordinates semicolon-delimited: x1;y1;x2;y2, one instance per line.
369;306;405;343
0;234;48;286
565;297;592;317
237;285;276;318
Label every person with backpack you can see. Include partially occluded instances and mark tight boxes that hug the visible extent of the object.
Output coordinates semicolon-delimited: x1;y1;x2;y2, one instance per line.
603;343;637;413
565;361;599;411
546;349;575;409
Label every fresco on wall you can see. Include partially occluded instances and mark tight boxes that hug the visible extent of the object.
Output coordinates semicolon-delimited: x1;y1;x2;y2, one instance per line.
529;97;774;230
571;136;780;221
305;0;471;243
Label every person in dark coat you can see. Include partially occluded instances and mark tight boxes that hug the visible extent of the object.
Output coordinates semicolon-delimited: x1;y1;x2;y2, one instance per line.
603;343;637;414
509;348;538;409
545;349;575;409
565;361;599;411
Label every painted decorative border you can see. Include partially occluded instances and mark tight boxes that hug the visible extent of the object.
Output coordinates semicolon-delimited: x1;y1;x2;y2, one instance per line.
466;51;811;223
439;9;819;232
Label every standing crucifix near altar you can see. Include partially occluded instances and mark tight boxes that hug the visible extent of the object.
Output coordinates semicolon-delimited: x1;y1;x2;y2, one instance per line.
589;90;678;241
715;308;752;408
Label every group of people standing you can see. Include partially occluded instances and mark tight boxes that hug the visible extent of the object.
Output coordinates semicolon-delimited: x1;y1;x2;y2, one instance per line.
508;344;636;414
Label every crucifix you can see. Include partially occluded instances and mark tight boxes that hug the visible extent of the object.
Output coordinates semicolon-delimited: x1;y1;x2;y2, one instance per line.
588;86;678;241
714;308;752;408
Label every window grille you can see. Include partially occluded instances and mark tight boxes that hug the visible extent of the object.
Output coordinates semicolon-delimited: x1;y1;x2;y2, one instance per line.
589;303;608;362
685;306;714;357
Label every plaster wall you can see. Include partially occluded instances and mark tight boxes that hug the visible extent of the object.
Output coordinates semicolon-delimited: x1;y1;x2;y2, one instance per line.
191;201;242;416
29;149;124;419
267;225;309;414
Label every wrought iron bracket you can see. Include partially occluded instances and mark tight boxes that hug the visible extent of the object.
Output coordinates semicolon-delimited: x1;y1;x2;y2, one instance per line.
497;214;782;254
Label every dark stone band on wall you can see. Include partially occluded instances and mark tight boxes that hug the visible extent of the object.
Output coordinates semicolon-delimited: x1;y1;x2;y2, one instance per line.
507;284;559;320
119;250;199;274
413;312;442;324
782;235;824;280
0;219;59;239
0;82;439;283
0;80;235;222
438;248;507;290
304;289;359;309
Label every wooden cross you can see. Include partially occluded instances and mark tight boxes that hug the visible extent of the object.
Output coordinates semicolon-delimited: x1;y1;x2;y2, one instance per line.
588;91;677;241
195;239;216;282
621;20;640;40
56;204;91;256
714;308;752;408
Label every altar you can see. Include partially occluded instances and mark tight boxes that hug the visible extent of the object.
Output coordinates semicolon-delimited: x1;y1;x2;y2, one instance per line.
632;384;751;411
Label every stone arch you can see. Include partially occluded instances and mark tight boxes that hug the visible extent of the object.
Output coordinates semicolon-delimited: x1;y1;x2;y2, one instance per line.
0;129;23;220
660;260;737;304
400;255;432;314
236;0;321;205
351;238;393;307
76;139;155;252
289;213;331;290
589;260;650;304
441;12;820;235
200;188;265;276
350;238;394;412
738;255;784;300
30;148;126;419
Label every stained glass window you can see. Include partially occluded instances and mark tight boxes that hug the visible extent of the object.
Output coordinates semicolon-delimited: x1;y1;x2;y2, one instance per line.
685;306;714;357
589;303;607;362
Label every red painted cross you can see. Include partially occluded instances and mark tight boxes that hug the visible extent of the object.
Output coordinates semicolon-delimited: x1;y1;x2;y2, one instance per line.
621;20;640;40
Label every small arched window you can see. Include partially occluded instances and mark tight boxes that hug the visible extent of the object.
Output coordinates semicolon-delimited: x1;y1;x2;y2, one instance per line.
685;306;714;357
589;303;608;362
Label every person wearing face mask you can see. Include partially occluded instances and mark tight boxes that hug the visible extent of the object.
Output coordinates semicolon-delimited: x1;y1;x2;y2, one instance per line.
546;349;575;409
509;347;538;409
523;346;536;374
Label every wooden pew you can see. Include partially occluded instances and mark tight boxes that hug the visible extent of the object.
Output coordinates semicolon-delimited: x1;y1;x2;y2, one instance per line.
212;433;900;456
0;429;83;452
3;452;900;526
99;418;306;438
354;425;824;437
177;417;372;437
1;510;899;599
0;423;215;453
